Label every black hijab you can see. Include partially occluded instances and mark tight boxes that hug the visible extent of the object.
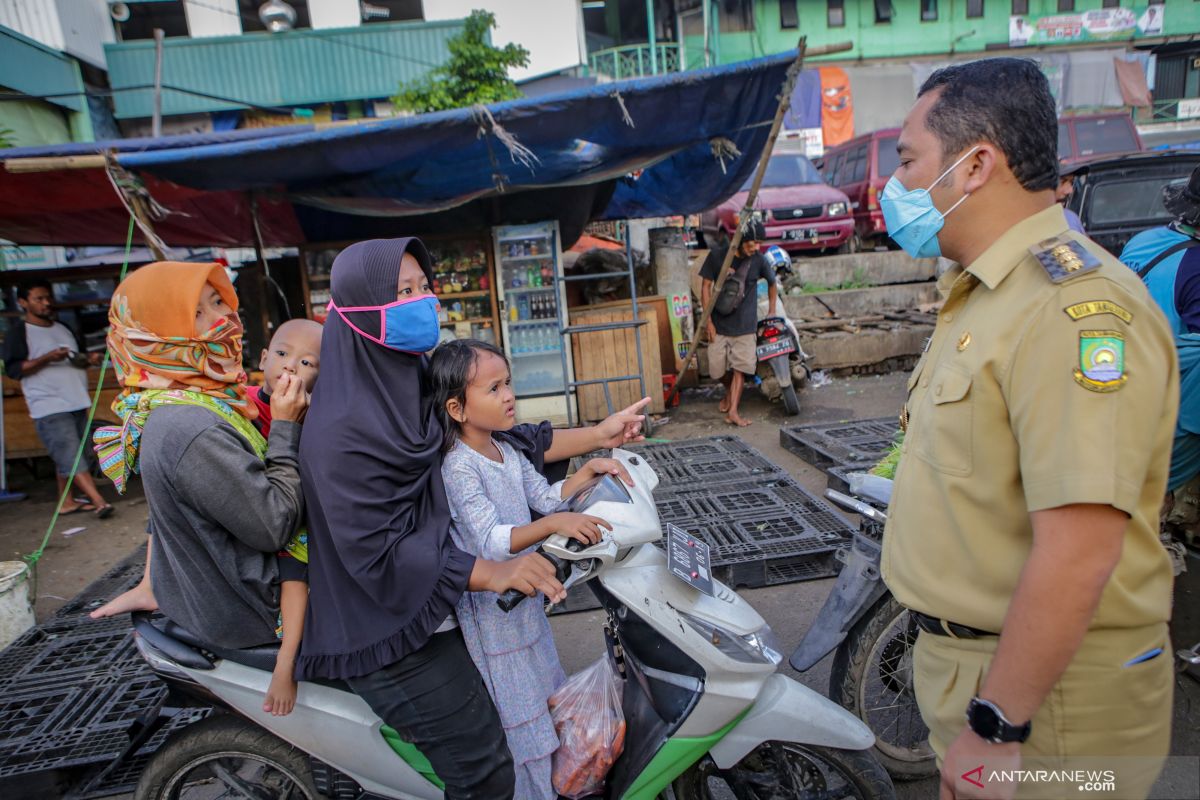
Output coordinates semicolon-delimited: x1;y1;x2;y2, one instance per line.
295;238;475;680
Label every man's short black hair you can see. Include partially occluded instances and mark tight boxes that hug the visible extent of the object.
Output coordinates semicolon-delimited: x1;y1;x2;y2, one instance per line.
17;279;52;301
918;58;1058;193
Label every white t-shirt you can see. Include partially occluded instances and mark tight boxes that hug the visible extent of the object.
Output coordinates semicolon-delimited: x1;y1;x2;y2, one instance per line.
21;322;90;419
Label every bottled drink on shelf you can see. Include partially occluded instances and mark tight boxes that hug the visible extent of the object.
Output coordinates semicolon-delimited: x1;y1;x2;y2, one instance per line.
518;294;530;321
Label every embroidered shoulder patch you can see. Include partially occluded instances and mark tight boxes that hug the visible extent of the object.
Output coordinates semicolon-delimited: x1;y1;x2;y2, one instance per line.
1030;236;1102;283
1063;300;1133;324
1073;330;1127;393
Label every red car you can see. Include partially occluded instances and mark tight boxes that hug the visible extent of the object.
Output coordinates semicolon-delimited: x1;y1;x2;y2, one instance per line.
700;154;855;254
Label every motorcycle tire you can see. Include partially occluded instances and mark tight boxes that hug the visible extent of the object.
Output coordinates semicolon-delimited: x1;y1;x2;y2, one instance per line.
781;383;800;416
135;712;320;800
670;742;895;800
829;594;937;781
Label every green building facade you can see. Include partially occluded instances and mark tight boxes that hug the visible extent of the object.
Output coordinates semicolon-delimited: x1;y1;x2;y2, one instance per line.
676;1;1198;66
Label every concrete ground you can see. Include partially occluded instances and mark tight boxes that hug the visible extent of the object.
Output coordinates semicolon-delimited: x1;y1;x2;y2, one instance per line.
2;372;1198;798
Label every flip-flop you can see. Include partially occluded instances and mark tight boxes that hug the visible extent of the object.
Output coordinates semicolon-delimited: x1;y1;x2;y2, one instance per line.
94;505;115;520
61;503;97;516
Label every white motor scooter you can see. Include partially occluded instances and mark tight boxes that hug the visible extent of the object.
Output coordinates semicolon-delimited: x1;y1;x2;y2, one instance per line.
129;449;895;799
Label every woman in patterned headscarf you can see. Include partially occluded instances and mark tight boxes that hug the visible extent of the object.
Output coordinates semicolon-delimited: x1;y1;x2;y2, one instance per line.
89;262;308;649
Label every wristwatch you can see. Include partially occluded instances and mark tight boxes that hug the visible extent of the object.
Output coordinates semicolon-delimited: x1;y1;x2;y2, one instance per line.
966;697;1031;744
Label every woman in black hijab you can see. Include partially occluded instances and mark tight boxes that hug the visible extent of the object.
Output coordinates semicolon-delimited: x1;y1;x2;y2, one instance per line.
296;238;643;798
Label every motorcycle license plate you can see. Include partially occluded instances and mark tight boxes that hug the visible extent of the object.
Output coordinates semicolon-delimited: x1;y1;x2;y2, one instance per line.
665;524;715;596
781;228;819;241
756;339;796;359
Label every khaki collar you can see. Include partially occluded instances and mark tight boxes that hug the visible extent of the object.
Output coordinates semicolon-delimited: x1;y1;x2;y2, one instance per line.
965;205;1070;291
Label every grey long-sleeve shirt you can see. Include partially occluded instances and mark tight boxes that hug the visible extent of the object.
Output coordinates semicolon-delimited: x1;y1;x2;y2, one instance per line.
141;404;304;648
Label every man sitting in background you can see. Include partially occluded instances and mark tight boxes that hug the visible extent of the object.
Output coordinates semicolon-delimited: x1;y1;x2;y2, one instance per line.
3;280;114;517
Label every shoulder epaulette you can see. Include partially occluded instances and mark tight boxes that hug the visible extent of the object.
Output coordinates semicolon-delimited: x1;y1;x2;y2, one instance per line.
1028;235;1102;283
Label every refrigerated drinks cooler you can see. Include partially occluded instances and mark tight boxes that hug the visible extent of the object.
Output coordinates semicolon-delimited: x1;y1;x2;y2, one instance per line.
493;221;574;424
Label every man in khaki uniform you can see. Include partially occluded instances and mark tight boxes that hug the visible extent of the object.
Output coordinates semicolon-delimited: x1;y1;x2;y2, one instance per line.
881;59;1176;799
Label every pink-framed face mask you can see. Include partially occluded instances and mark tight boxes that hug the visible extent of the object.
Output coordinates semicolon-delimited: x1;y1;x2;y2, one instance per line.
328;294;441;353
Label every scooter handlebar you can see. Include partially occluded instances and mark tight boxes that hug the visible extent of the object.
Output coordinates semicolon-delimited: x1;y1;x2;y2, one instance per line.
497;587;528;613
495;545;578;613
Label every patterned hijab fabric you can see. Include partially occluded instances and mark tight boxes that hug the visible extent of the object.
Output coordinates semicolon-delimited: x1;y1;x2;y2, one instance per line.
106;261;252;417
95;261;253;493
95;389;265;494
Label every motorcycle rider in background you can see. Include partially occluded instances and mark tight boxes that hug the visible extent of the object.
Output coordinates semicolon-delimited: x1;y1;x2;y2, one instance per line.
1120;166;1200;555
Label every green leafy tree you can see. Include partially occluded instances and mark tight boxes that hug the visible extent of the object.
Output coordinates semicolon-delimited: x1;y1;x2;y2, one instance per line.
393;10;529;114
0;126;15;148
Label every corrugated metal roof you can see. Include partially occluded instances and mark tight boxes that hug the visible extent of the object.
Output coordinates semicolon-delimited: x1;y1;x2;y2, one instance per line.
105;19;464;120
0;25;86;112
0;1;65;53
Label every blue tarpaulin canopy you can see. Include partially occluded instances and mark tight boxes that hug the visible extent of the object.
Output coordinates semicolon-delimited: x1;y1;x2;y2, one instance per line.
0;54;795;247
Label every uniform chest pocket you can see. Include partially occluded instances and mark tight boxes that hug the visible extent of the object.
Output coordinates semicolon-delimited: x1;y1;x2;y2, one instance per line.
914;363;974;476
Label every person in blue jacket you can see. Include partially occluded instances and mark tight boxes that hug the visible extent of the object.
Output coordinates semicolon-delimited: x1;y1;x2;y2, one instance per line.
1120;166;1200;501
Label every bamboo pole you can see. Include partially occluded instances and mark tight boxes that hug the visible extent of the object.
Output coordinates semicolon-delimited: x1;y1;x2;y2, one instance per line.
3;155;106;173
666;38;852;407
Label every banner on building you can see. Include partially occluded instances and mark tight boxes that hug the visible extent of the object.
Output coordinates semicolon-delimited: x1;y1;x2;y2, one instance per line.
1010;6;1164;48
0;244;67;270
819;66;855;149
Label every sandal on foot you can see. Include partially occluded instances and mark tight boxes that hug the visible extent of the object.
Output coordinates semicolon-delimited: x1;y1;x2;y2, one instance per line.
61;503;97;516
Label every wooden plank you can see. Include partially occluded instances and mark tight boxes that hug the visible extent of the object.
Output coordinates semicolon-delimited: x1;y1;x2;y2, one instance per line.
569;303;664;421
792;315;885;331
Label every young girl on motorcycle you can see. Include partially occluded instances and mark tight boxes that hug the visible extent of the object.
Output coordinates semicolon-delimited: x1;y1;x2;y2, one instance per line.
430;338;630;800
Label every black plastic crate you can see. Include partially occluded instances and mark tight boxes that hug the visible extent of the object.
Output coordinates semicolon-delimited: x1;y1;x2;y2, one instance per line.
548;586;603;616
661;510;850;590
53;548;147;621
11;625;140;687
66;707;212;799
824;463;879;495
649;452;786;489
631;435;753;464
765;556;840;585
0;680;142;778
0;644;162;779
780;418;899;469
0;617;135;690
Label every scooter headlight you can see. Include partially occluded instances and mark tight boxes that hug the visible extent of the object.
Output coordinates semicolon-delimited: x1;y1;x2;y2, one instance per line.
679;612;783;665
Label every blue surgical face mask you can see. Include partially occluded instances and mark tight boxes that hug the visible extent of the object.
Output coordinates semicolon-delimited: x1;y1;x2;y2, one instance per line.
330;294;442;354
881;146;979;259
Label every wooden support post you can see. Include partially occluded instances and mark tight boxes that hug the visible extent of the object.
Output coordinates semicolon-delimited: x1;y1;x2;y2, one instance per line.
666;38;853;407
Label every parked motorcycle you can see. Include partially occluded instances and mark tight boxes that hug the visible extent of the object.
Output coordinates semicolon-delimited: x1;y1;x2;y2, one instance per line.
756;315;807;416
754;247;809;415
128;449;896;799
788;478;937;781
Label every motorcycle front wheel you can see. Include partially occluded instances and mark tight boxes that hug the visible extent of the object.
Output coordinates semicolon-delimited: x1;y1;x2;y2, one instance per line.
671;742;895;800
829;595;936;780
135;713;320;800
